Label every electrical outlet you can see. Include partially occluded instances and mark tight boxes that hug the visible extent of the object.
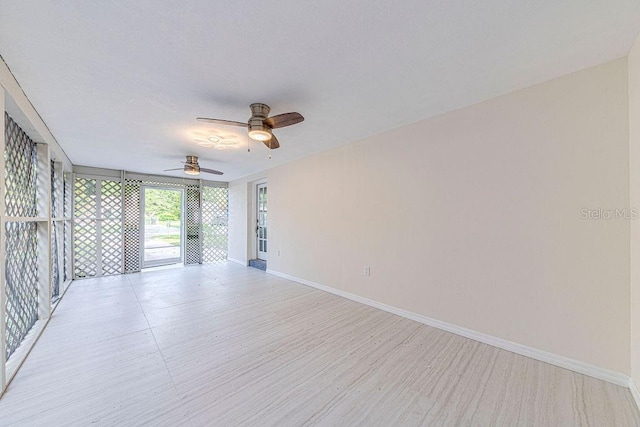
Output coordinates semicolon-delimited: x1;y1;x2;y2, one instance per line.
363;266;370;276
277;249;281;256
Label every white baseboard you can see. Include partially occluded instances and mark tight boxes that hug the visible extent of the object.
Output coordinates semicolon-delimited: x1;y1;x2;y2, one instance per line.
630;378;640;413
227;257;248;266
266;269;630;388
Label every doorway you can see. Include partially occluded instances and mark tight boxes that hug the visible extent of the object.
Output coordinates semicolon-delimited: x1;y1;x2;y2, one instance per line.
142;187;184;268
256;183;267;260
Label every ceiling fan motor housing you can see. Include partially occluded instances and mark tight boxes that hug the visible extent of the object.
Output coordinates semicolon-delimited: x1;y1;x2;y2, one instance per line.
248;103;273;141
185;155;199;165
249;103;270;118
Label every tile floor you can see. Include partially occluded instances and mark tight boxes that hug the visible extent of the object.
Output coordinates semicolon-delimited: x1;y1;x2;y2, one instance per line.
0;263;637;426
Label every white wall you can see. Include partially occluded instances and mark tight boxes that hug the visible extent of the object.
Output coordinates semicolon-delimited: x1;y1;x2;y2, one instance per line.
629;34;640;389
228;172;266;264
230;58;631;374
228;180;248;264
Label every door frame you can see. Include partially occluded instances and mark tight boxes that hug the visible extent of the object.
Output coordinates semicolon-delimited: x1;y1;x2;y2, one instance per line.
249;179;267;261
256;182;267;260
140;185;185;268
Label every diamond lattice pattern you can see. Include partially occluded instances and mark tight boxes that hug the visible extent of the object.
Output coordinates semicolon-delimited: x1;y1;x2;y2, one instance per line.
64;173;72;281
74;178;97;278
185;185;201;264
5;221;38;360
124;180;141;273
101;180;122;275
202;187;228;262
51;220;60;297
51;161;60;297
4;113;37;218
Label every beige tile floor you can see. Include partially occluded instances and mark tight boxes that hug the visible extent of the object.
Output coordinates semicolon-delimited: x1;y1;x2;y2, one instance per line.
0;263;637;426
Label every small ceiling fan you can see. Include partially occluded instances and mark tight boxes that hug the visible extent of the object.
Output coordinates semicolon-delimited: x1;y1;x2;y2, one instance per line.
164;156;223;176
197;103;304;149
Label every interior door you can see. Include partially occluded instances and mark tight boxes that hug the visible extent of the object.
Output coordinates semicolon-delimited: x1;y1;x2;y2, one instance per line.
256;183;267;260
142;187;184;268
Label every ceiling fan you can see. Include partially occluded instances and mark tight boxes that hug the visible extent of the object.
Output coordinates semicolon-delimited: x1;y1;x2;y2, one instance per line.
164;155;223;176
197;103;304;149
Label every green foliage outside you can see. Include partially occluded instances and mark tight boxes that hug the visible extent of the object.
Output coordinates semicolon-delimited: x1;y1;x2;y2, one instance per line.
145;188;181;224
154;234;181;246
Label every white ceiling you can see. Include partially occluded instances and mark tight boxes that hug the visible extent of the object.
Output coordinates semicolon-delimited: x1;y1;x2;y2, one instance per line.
1;1;639;181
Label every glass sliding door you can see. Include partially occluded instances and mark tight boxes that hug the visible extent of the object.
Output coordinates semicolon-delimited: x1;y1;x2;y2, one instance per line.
142;187;183;267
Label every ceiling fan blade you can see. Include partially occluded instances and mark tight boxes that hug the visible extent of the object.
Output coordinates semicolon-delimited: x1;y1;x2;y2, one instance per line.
197;118;248;127
262;133;280;149
264;112;304;129
163;168;184;171
199;167;224;175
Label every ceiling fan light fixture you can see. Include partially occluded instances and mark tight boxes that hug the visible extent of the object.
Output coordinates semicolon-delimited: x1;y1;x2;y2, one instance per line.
166;156;222;176
184;164;200;175
248;129;271;141
248;122;272;141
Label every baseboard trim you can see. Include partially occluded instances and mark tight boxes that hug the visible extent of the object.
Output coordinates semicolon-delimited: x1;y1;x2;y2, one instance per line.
630;378;640;413
266;269;630;388
227;257;248;266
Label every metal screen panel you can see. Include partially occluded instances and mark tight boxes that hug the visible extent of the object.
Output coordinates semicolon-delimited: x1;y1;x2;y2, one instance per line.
185;185;201;264
101;180;122;275
74;177;97;278
124;180;141;273
4;113;37;218
5;221;38;360
202;186;228;262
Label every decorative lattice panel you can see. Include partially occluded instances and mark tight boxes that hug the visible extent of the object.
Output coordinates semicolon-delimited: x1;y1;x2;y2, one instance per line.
5;221;38;360
74;177;97;278
101;180;122;275
124;180;141;273
51;161;62;218
51;162;61;297
185;185;201;264
202;187;228;263
64;220;72;282
64;172;72;218
51;220;60;298
63;173;72;281
4;113;37;218
142;180;182;188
